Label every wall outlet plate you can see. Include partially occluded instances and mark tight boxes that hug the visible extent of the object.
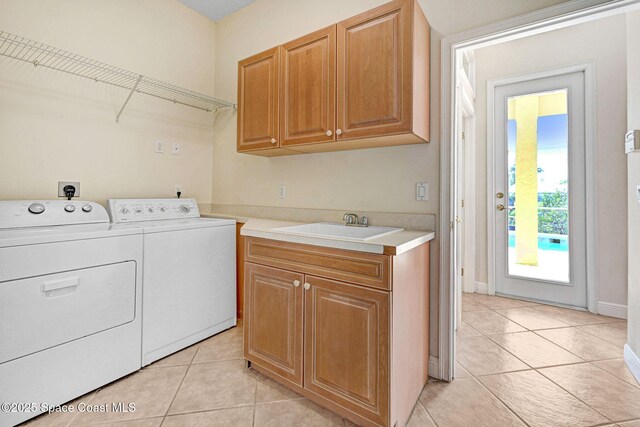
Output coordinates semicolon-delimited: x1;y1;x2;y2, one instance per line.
416;182;428;201
58;181;80;198
278;185;286;199
155;141;164;153
172;143;181;155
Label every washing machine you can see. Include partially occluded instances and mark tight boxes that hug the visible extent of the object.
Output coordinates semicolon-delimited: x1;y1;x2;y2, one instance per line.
0;200;143;427
107;198;236;366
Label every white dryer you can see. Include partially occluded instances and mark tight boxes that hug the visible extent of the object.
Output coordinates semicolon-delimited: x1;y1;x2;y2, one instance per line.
107;199;236;366
0;200;143;427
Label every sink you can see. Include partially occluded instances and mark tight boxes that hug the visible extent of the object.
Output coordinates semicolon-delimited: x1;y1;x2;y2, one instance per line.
273;222;403;242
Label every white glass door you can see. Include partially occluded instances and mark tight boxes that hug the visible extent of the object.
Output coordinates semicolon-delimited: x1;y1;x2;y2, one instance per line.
493;71;587;307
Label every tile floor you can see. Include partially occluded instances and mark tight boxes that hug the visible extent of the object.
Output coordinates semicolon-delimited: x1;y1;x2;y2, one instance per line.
23;295;638;427
416;293;638;427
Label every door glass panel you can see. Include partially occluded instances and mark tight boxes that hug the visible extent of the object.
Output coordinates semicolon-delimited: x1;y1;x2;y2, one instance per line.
507;89;569;283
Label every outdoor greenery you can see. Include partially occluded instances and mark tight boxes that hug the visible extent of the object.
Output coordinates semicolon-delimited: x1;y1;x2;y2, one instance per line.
508;189;569;235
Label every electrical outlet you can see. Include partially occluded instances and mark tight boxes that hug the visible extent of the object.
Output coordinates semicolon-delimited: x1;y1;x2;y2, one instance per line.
172;143;181;155
155;141;164;153
278;185;286;199
416;183;428;201
58;181;80;198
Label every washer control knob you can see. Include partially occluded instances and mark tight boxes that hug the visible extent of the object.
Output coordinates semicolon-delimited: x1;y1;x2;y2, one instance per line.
147;207;154;213
28;203;45;214
82;204;92;213
64;204;76;212
119;207;130;215
179;205;191;214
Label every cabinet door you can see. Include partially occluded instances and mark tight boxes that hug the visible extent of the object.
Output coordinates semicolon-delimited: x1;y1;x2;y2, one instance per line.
244;263;303;386
337;0;412;140
280;26;336;147
237;47;280;151
304;275;389;425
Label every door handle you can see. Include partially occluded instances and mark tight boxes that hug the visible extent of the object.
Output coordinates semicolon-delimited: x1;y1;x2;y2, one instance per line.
303;283;311;290
497;204;505;211
293;280;300;288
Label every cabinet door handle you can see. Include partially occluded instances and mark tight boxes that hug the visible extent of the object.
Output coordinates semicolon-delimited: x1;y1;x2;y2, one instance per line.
335;129;342;136
326;130;332;137
293;280;300;288
270;138;277;144
303;282;311;290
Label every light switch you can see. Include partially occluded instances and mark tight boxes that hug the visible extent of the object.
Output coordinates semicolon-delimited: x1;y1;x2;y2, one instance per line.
416;183;428;201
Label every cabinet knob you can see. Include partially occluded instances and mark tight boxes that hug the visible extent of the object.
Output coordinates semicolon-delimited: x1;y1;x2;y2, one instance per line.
270;138;277;144
326;130;332;137
303;282;311;290
335;129;342;136
293;280;300;288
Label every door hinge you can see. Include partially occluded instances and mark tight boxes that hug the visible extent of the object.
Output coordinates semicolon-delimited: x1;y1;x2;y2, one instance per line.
462;131;465;141
449;221;454;231
461;268;464;277
461;199;464;208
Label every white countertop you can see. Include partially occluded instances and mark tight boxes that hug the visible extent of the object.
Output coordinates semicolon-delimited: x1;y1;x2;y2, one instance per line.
239;218;435;256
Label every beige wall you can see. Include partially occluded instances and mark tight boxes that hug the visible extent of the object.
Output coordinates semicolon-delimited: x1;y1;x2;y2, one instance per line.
473;15;629;307
0;0;217;205
626;10;640;354
211;0;571;214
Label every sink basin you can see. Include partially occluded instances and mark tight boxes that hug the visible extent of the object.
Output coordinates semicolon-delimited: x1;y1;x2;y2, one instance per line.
273;222;403;242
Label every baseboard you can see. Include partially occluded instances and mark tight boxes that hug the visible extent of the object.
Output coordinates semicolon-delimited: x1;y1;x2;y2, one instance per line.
429;356;439;379
624;344;640;385
597;301;628;319
474;282;488;294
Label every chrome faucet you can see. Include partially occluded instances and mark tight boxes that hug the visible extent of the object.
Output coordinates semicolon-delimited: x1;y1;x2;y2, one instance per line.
343;213;369;227
343;213;358;225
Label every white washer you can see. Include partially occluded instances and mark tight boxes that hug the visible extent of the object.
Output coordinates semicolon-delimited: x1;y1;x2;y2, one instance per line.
107;198;236;366
0;200;143;427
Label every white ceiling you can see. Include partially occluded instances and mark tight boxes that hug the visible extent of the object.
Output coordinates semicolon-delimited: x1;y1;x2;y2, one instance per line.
177;0;257;21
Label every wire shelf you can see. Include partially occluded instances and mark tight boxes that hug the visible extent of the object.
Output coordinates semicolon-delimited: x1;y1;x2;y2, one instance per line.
0;30;236;122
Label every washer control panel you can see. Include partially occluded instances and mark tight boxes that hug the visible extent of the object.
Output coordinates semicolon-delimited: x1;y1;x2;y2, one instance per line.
107;199;200;223
0;201;109;229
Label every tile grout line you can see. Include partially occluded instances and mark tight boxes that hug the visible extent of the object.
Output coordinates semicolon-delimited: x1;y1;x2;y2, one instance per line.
472;374;533;427
534;367;615;424
158;345;200;426
251;366;258;427
417;399;441;427
574;323;628;347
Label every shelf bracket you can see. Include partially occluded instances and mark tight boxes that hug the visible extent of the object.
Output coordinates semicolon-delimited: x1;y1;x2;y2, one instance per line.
115;75;142;123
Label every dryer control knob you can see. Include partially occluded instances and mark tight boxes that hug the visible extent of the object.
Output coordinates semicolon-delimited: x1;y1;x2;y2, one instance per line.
64;204;75;212
82;204;92;212
28;203;45;214
179;205;191;213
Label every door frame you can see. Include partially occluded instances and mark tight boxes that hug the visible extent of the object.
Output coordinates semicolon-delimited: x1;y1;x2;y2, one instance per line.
438;0;640;382
486;64;596;309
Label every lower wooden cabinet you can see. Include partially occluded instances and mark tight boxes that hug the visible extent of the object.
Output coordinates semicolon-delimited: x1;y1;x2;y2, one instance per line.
243;237;430;427
244;263;303;387
304;276;389;425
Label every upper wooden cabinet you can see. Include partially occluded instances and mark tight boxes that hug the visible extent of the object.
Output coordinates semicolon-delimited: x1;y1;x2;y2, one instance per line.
237;47;281;153
280;26;336;147
237;0;429;156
